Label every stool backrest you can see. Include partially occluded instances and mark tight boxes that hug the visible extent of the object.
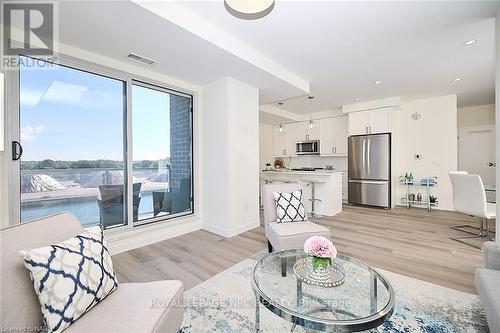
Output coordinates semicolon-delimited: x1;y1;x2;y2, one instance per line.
262;183;306;225
449;171;488;218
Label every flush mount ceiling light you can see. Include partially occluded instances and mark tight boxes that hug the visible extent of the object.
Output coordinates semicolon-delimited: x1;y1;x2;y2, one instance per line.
355;98;360;101
224;0;275;20
453;77;463;82
375;81;382;85
463;39;477;46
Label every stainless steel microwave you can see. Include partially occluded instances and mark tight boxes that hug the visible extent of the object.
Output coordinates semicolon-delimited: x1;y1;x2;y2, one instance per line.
296;140;320;155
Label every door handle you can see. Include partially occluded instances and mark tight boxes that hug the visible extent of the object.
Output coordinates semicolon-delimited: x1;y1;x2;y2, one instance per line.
12;141;23;161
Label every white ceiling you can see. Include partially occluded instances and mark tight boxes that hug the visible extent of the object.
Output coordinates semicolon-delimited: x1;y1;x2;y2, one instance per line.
55;1;307;103
55;1;498;116
181;0;499;112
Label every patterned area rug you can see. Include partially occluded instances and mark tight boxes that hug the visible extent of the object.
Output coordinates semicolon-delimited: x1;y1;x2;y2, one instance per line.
180;251;489;333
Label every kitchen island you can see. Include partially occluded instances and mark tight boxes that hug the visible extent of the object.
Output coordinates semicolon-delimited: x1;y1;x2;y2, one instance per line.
260;170;343;217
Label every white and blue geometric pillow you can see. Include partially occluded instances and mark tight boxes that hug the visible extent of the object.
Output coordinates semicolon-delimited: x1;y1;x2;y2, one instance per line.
19;226;118;333
273;190;307;223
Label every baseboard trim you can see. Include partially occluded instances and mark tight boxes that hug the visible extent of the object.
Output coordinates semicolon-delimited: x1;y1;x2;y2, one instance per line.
107;216;203;255
203;220;260;238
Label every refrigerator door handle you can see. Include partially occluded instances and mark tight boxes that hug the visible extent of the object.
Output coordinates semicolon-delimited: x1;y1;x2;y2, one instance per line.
366;137;371;177
348;180;388;185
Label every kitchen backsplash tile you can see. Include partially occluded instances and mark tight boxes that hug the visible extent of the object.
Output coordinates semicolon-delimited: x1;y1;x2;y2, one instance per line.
288;156;347;171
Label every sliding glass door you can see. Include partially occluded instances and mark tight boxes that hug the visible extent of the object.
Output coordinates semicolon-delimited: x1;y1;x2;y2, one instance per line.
132;82;193;224
15;55;194;228
19;56;127;228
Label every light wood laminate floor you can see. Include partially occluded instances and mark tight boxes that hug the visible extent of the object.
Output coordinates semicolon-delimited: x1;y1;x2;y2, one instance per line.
113;205;492;294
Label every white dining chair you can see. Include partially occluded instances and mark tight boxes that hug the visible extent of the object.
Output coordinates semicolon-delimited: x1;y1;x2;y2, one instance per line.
449;171;496;249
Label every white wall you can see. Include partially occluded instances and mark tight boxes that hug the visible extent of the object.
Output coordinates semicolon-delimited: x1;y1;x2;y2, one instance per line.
496;9;500;240
457;104;495;127
203;77;260;237
259;123;274;169
394;95;458;210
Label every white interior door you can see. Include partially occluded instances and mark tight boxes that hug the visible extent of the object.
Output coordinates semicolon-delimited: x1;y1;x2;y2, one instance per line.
458;125;496;187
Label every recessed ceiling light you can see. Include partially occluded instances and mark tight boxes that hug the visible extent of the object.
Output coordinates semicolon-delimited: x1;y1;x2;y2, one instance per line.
375;81;382;85
463;39;477;46
224;0;275;20
308;96;314;99
453;77;462;82
355;98;360;101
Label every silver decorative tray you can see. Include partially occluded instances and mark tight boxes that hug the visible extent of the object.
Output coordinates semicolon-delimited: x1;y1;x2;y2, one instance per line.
293;258;346;288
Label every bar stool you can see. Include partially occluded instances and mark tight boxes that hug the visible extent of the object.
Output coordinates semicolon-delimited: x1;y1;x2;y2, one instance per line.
301;178;325;219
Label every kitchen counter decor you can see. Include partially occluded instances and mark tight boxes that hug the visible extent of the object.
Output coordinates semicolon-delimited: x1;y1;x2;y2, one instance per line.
293;236;345;287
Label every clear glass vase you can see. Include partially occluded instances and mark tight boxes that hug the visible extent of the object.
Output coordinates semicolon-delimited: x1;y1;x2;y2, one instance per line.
305;256;332;284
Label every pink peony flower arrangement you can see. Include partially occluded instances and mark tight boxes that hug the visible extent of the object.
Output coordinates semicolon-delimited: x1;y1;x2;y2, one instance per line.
304;236;337;259
304;236;337;270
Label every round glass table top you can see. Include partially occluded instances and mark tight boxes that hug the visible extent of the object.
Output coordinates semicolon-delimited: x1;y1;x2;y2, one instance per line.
251;249;395;332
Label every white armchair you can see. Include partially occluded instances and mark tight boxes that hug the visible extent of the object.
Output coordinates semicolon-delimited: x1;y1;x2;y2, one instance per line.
262;183;331;276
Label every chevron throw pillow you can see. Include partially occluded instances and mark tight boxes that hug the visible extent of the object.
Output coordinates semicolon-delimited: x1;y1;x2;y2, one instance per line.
273;190;307;223
19;226;118;333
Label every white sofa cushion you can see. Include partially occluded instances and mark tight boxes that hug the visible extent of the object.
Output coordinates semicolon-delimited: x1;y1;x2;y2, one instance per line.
19;226;118;333
64;281;184;333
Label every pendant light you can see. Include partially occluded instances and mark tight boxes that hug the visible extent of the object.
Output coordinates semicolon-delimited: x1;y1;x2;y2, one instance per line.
224;0;275;20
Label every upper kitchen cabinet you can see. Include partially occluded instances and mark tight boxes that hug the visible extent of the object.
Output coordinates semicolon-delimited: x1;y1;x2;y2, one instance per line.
320;116;348;156
296;120;321;141
273;125;287;157
273;123;297;157
333;116;348;154
348;108;391;136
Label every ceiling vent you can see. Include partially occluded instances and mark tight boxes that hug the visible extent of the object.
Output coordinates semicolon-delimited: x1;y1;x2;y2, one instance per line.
127;53;155;65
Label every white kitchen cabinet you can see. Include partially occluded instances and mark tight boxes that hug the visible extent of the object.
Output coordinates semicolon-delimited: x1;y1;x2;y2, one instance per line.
273;125;287;156
348;109;390;135
319;116;348;156
319;118;334;155
308;120;321;140
284;123;297;157
296;120;321;141
333;116;348;154
368;108;390;134
273;124;297;157
349;111;369;136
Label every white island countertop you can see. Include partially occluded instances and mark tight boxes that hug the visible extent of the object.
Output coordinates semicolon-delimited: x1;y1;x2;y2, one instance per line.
261;170;346;176
260;170;344;217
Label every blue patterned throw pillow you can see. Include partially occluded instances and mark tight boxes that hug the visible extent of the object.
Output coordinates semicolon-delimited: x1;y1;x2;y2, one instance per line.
19;226;118;333
273;190;307;223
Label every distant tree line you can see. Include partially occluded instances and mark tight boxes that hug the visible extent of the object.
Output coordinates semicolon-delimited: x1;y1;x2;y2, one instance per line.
21;158;170;170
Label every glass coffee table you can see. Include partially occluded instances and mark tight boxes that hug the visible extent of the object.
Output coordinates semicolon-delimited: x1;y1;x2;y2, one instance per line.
251;249;395;332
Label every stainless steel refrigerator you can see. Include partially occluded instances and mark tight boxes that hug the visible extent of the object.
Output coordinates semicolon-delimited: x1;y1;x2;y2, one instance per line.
348;133;391;208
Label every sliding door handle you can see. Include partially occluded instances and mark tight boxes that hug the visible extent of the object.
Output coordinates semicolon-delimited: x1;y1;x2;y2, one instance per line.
12;141;23;161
